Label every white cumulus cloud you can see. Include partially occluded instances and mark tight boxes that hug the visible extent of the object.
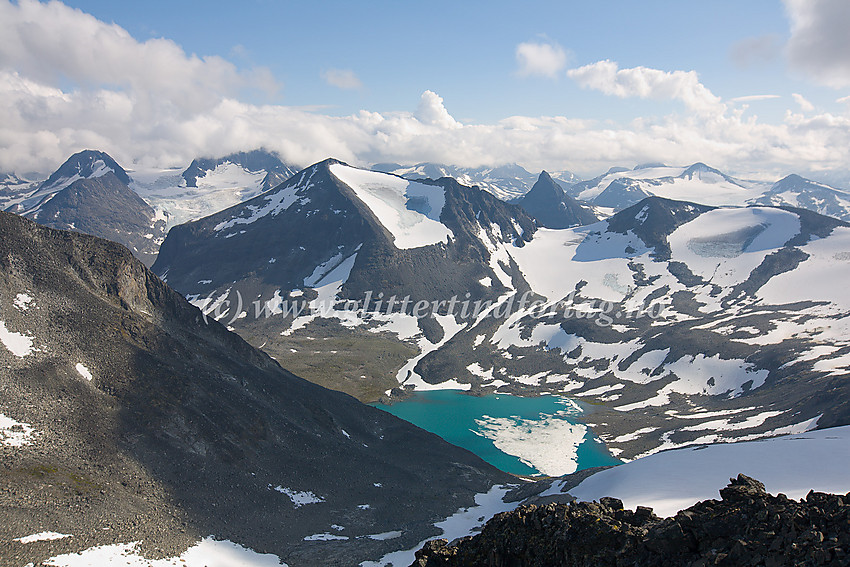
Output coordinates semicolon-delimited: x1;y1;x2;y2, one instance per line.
567;60;724;114
2;1;850;185
415;90;461;129
515;41;568;78
0;0;279;110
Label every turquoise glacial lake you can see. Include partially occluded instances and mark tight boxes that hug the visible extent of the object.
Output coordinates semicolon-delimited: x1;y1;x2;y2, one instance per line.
374;390;620;477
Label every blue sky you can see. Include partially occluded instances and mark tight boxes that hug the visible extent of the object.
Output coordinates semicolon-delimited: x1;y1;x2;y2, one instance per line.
56;0;798;121
2;0;850;180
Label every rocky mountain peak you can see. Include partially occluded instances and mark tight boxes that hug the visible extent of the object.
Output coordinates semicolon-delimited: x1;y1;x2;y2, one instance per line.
39;149;130;191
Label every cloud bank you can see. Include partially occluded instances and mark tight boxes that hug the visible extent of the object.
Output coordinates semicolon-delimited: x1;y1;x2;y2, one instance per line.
1;0;850;184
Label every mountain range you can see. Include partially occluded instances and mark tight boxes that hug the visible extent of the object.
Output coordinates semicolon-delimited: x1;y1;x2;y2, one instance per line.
149;158;850;466
372;162;580;202
4;146;850;564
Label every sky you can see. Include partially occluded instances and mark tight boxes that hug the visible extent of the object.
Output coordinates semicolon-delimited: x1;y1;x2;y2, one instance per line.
2;0;850;182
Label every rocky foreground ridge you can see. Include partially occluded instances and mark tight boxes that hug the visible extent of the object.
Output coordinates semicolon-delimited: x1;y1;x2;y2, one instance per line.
412;475;850;567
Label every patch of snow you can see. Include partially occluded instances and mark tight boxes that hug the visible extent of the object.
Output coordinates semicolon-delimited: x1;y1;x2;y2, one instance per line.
0;320;34;357
366;531;403;541
303;533;348;541
75;363;93;381
360;484;517;567
14;293;33;310
667;207;800;288
0;413;36;447
270;486;325;507
15;532;71;544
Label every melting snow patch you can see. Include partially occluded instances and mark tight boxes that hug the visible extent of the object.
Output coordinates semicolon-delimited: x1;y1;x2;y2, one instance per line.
15;532;71;544
303;533;349;541
41;537;286;566
0;321;34;357
366;531;403;541
75;363;93;381
14;293;33;310
360;484;516;567
270;486;325;507
0;413;36;447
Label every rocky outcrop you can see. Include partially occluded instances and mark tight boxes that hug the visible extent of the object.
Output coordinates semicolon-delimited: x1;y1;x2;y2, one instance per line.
412;474;850;567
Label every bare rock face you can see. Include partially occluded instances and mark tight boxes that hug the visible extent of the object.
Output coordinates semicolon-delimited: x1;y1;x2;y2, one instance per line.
412;474;850;567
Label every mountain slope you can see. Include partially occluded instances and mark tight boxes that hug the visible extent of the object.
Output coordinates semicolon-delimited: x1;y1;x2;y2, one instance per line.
181;149;298;192
152;159;537;400
752;173;850;221
0;211;510;567
421;196;850;461
514;171;598;228
22;171;165;266
565;162;850;222
567;162;759;210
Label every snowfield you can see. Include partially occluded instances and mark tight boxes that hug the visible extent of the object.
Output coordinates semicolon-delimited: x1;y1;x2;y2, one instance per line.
565;425;850;517
330;163;454;249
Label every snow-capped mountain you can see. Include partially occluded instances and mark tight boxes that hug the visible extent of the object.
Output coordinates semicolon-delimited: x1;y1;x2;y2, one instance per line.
568;162;759;210
130;149;299;229
153;159;536;400
513;171;598;228
181;149;298;192
155;159;850;463
372;162;580;201
5;150;166;266
0;211;509;567
752;174;850;222
3;150;129;214
567;161;850;221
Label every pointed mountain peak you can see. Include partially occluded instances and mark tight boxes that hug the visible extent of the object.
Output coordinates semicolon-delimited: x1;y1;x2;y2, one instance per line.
528;170;563;195
537;170;555;182
40;150;130;192
516;171;597;229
